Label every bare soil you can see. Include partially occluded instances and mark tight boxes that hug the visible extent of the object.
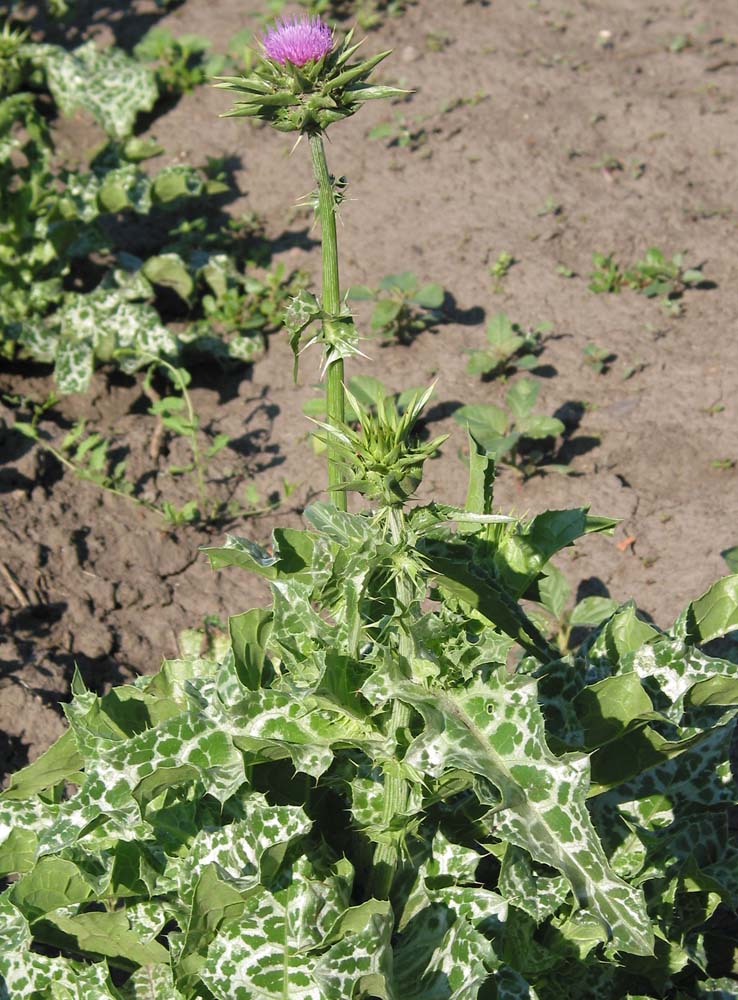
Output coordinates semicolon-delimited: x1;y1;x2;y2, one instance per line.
2;0;738;780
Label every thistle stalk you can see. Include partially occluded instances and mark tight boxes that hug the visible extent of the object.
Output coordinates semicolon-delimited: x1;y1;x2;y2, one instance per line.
309;130;346;510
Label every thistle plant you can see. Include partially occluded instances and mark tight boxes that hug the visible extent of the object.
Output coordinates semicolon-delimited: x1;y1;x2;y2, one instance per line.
218;14;402;508
2;18;738;1000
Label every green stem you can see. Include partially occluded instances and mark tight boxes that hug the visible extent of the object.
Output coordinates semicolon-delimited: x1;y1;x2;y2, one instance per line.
309;129;346;510
372;506;412;899
32;436;164;519
149;355;208;514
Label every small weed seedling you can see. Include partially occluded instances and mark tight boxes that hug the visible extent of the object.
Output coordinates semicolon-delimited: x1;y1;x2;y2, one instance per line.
536;195;563;217
582;342;615;375
347;271;445;343
10;393;148;511
589;247;704;312
8;353;265;527
624;247;704;301
489;249;515;291
465;312;549;379
134;27;224;96
529;565;619;654
454;376;567;479
588;252;624;293
368;113;433;152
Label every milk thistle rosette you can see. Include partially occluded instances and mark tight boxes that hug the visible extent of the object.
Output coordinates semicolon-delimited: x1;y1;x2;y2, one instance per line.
218;14;403;509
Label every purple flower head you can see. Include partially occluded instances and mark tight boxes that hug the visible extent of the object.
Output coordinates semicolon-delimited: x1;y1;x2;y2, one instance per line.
261;15;333;68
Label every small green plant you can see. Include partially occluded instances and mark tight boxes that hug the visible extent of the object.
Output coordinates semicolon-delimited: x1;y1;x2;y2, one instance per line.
367;112;433;151
489;249;515;291
295;0;417;28
440;90;488;113
581;342;614;374
528;564;620;653
347;271;445;342
536;194;563;217
624;246;704;299
589;248;704;309
556;263;576;278
134;27;224;97
6;351;271;526
588;252;624;293
453;376;568;479
465;312;548;378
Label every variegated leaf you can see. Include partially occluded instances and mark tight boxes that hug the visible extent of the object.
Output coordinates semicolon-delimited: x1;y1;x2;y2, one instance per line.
43;40;158;139
363;670;653;956
0;890;120;998
199;858;392;1000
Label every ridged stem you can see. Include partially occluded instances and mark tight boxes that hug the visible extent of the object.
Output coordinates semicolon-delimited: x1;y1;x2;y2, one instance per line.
309;130;346;510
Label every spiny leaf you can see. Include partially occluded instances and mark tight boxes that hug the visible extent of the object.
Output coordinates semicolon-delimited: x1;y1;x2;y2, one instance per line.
363;670;654;956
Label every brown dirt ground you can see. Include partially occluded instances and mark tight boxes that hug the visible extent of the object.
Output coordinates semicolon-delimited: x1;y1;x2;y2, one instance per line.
2;0;738;781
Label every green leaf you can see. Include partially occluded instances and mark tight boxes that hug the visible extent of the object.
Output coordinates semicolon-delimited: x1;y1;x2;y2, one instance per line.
538;567;571;620
364;671;654;956
425;549;558;660
11;856;93;920
347;374;388;410
496;509;617;598
518;414;565;440
485;312;517;346
411;282;445;309
346;284;375;300
721;546;738;573
453;403;509;454
465;351;497;376
119;963;185;999
465;428;496;515
371;298;403;330
584;603;659;667
1;729;83;800
569;596;620;628
205;432;229;458
680;575;738;643
122;137;165;162
506;378;539;420
142;253;194;302
379;270;417;293
572;673;656;751
151;165;204;203
229;608;272;690
39;908;170;967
